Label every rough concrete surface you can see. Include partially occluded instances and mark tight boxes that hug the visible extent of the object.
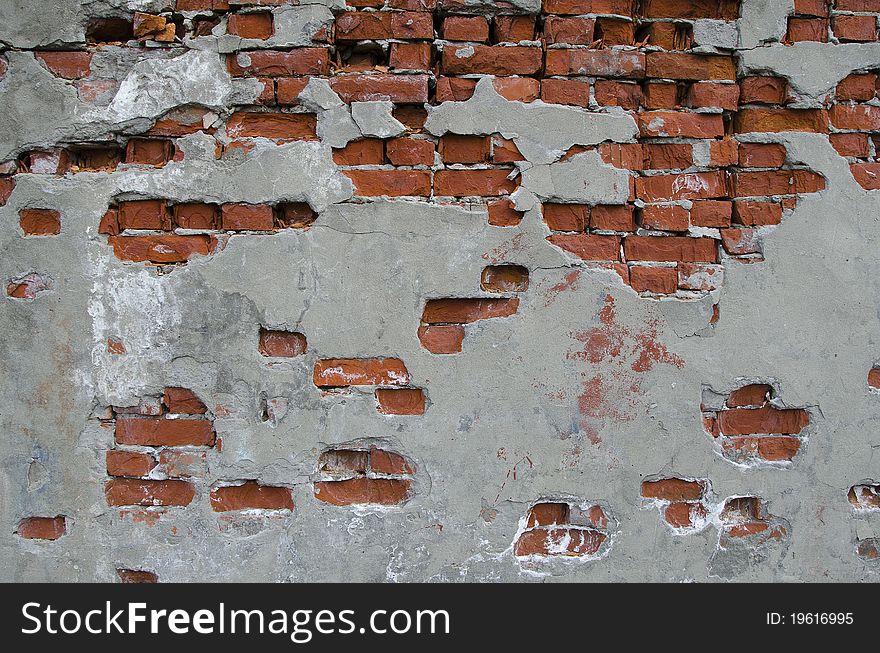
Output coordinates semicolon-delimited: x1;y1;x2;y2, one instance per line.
1;0;879;582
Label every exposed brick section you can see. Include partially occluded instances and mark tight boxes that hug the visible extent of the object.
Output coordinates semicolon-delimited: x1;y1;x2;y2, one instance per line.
848;483;880;511
514;501;611;558
19;209;61;235
314;445;415;507
105;478;196;507
259;328;307;357
210;481;294;511
314;358;411;387
641;477;709;531
17;516;67;540
117;569;158;583
702;383;811;465
376;387;426;415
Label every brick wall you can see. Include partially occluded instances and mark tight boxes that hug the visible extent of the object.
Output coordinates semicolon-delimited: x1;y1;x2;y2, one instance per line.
3;0;879;581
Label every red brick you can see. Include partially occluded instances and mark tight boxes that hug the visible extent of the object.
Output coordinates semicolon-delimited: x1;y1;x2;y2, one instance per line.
35;51;92;79
390;11;434;39
717;407;810;436
418;325;465;353
117;569;158;583
118;199;169;231
106;450;157;477
110;234;217;264
226;112;317;139
720;228;761;255
664;502;706;528
837;73;878;101
332;139;385;166
641;0;739;19
643;143;693;169
494;15;536;43
389;43;432;70
19;208;61;235
543;203;588;231
314;358;411;387
543;16;596;45
545;49;645;78
105;478;196;507
830;104;880;131
592;205;635;231
210;482;294;511
641;478;705;501
635;171;730;202
227;11;274;39
641;204;689;231
0;178;14;206
422;298;519;324
740;76;788;104
837;0;880;10
376;388;426;415
226;49;330;77
526;502;570;528
488;198;524;226
711;138;740;167
691;200;733;228
731;170;825;196
335;11;393;40
259;329;307;357
850;162;880;189
594;80;642;109
688;82;740;110
596;17;635;45
722;436;801;462
644;82;679;109
443;16;489;42
163;387;207;414
733;201;783;226
314;478;411;506
116;417;215;446
546;234;621;261
173;203;219;230
727;384;773;408
344;170;432;196
833;15;877;42
480;265;529;293
738;143;787;168
638;111;724;138
794;0;829;16
220;203;273;231
17;516;67;540
434;169;517;197
442;45;542;76
493;77;541;102
384;138;432;166
368;446;413;475
276;77;310;105
830;133;870;157
125;138;173;166
599;143;644;170
786;17;829;42
492;136;524;163
624;236;718;263
646;53;736;81
541;78;590;107
629;266;678;294
439;134;490;163
514;527;606;556
434;76;477;102
329;74;429;103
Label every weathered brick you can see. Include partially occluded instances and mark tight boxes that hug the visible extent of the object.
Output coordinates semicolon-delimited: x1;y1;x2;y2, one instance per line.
115;417;215;446
314;358;411;387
